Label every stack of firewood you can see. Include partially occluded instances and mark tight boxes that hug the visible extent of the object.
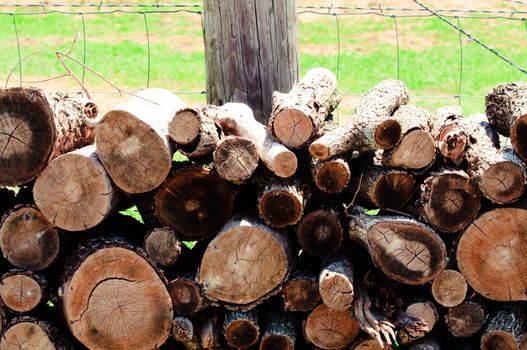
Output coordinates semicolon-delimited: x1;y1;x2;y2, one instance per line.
0;69;527;350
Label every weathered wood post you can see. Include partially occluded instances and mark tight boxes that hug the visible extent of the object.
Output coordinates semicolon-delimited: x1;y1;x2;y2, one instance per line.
203;0;299;124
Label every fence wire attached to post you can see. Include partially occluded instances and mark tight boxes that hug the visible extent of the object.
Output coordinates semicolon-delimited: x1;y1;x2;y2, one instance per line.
11;13;22;87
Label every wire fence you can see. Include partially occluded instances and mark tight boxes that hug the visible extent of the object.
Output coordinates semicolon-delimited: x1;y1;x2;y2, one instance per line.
0;2;526;109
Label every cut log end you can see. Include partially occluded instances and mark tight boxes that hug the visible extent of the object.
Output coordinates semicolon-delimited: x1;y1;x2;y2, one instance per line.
259;190;303;228
283;276;320;312
272;151;298;178
296;210;343;257
437;125;468;164
260;335;294;350
213;136;259;183
374;172;416;209
431;269;467;307
406;301;438;332
304;304;360;349
313;159;350;193
383;129;435;169
447;301;486;337
375;119;402;149
168;278;203;316
511;114;527;162
144;228;182;267
0;273;43;313
481;331;518;350
309;142;331;160
273;108;314;149
480;160;526;204
225;319;259;348
0;321;56;350
169;109;201;145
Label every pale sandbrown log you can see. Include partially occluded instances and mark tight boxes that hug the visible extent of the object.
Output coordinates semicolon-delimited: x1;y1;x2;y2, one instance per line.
0;87;97;186
0;317;68;350
0;270;46;313
319;249;354;311
481;303;526;350
446;300;486;337
224;309;260;348
258;176;307;228
431;269;467;307
0;204;60;270
143;227;183;267
431;106;468;165
213;135;259;184
269;68;340;149
309;80;408;160
296;207;343;257
95;88;184;193
311;156;351;193
33;144;122;231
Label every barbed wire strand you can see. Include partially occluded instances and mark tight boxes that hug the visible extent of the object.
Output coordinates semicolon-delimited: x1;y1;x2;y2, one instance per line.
457;17;463;106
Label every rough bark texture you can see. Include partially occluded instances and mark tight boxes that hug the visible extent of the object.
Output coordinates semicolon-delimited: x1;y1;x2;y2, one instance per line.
213;135;259;184
0;204;60;270
224;309;260;348
33;145;122;231
259;309;297;350
269;68;340;149
168;105;220;158
457;206;527;301
348;208;446;285
95;88;184;193
258;176;307;228
0;270;46;313
465;115;526;204
309;80;409;160
431;106;468;166
311;156;351;193
0;317;70;350
431;269;467;307
215;102;297;178
419;167;481;233
195;309;221;349
481;303;526;350
446;300;486;337
382;104;435;170
0;87;97;186
203;0;298;124
296;207;343;257
319;249;354;310
197;216;293;309
485;82;527;161
143;227;183;267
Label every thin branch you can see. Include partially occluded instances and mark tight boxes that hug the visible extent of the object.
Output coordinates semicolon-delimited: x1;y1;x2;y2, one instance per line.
5;50;44;88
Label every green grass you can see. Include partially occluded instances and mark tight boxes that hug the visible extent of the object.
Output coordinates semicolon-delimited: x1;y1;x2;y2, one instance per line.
0;7;526;116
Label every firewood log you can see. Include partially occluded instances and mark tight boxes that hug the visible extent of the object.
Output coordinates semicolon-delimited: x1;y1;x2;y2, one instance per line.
446;300;486;337
296;206;343;257
269;67;341;149
350;337;392;350
33;145;122;231
213;135;259;184
173;316;201;350
398;299;438;345
259;308;297;350
481;303;526;350
0;204;60;271
348;207;446;285
0;270;47;313
195;309;221;349
0;317;72;350
431;106;468;166
224;309;260;348
431;269;467;308
311;156;351;193
408;336;442;350
465;115;526;204
383;104;435;170
143;227;183;267
0;87;97;186
485;82;527;162
95;88;184;193
61;236;173;350
309;79;408;160
197;216;293;310
282;254;321;312
319;249;354;311
457;206;527;301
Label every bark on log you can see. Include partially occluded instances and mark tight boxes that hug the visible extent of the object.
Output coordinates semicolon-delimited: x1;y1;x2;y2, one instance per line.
259;309;297;350
215;102;297;178
303;303;360;349
196;309;221;349
319;249;354;311
431;269;467;307
203;0;298;124
0;317;70;350
258;176;307;228
465;115;526;204
432;106;468;166
296;207;343;257
282;255;321;312
419;167;480;233
446;300;486;337
269;68;340;149
311;156;351;193
143;227;183;267
481;303;526;350
33;144;122;231
224;309;260;348
0;204;60;271
309;79;409;160
348;208;446;285
61;238;173;350
172;316;201;350
0;270;46;313
382;104;435;170
0;87;97;186
154;164;235;240
485;82;527;161
457;206;527;301
168;105;220;158
95;88;184;193
213;135;259;184
198;216;293;309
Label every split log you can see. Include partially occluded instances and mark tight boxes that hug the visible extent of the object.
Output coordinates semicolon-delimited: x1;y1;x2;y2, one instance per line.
0;87;97;186
61;238;173;350
259;309;297;350
143;227;183;267
303;303;360;349
258;176;307;228
398;300;438;344
309;79;408;160
0;204;60;271
168;105;220;158
0;317;69;350
446;300;486;337
465;115;526;204
457;206;527;301
282;256;321;312
311;156;351;193
224;309;260;348
0;270;46;313
154;164;235;240
198;216;293;309
348;208;446;285
269;67;340;149
319;249;354;310
431;106;468;166
481;303;526;350
215;102;297;178
172;316;201;350
213;135;259;184
382;104;435;170
296;207;343;257
419;167;480;233
431;269;467;307
485;82;527;161
95;88;184;193
33;145;122;231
